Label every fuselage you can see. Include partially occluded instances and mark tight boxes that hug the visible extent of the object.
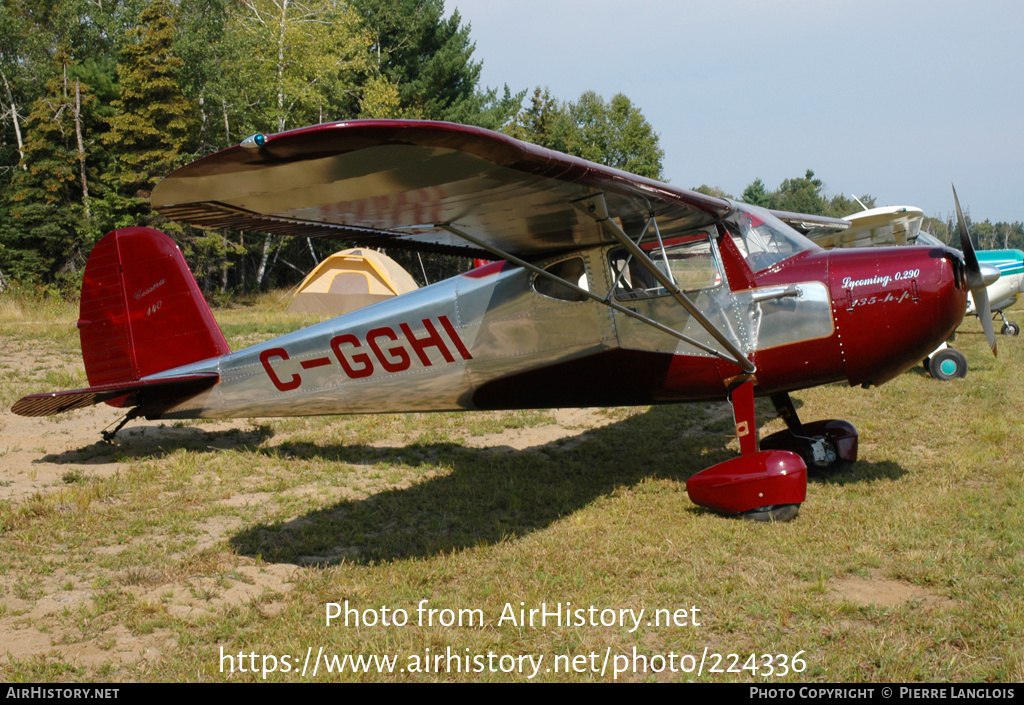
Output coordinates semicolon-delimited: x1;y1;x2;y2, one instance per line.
971;249;1024;313
150;237;967;419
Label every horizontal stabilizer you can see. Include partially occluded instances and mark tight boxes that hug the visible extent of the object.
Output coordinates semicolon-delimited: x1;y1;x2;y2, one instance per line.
11;374;219;418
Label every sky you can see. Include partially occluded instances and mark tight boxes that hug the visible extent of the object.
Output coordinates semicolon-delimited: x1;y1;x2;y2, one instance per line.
447;0;1024;224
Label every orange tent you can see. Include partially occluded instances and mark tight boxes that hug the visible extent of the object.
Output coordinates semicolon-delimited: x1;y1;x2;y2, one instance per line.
287;249;419;315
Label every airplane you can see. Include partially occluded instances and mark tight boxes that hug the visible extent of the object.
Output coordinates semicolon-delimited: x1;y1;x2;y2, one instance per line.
801;204;926;250
9;120;995;522
924;234;1023;337
976;248;1024;336
830;204;1021;337
789;203;1013;379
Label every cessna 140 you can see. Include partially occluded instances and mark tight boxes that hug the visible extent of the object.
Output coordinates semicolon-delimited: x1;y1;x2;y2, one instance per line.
791;202;1014;379
10;120;995;522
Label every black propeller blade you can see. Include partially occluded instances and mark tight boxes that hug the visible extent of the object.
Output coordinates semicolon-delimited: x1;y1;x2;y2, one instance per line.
953;185;997;356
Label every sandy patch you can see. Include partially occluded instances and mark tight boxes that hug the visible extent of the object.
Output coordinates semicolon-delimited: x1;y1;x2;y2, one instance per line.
462;407;626;451
830;571;955;610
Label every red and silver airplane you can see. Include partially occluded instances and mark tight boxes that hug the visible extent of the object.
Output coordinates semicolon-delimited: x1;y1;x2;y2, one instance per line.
10;120;994;521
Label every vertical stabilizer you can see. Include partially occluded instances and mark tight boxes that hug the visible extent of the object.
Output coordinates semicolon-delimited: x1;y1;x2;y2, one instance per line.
78;227;229;388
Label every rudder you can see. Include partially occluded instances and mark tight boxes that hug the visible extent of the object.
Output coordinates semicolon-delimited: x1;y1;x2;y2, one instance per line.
78;227;229;388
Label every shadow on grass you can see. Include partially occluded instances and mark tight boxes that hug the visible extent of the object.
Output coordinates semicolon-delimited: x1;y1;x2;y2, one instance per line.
222;404;906;566
38;423;276;464
808;459;906;486
34;400;909;565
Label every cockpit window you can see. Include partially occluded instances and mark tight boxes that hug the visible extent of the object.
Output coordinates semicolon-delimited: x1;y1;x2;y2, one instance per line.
728;203;819;272
609;227;722;299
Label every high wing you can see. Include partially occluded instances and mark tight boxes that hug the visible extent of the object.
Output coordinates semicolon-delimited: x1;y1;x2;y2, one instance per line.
151;120;731;258
769;209;850;240
790;206;925;249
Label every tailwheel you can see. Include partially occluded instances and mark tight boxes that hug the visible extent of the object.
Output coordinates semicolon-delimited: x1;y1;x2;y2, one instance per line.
741;504;801;523
1001;321;1020;336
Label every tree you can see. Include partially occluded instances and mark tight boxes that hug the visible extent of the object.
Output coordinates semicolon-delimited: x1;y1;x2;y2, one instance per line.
741;178;771;207
771;169;827;215
563;91;663;179
693;185;732;199
0;5;31;171
509;89;664;179
504;87;565;147
174;0;233;150
353;0;477;120
1;60;103;286
226;0;373;134
825;192;873;218
104;0;199;226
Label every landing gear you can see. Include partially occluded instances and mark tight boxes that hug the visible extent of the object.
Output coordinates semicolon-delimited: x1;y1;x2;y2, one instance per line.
759;393;858;473
995;309;1019;336
101;408;141;442
686;380;807;521
742;504;801;523
927;347;968;380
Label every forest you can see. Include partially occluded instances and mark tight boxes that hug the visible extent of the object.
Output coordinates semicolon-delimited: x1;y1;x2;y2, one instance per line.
1;0;1021;296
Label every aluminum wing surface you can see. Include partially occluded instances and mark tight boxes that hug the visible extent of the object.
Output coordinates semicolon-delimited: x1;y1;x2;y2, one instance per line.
814;207;924;249
770;209;851;242
151;120;731;259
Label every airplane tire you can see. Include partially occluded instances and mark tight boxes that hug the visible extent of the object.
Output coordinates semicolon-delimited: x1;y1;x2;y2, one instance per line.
1001;322;1020;336
741;504;800;522
928;348;968;380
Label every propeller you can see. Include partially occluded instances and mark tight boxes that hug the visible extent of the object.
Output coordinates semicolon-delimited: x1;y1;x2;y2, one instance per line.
953;185;997;356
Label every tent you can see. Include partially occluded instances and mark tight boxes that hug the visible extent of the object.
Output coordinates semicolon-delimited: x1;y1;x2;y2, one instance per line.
287;248;419;315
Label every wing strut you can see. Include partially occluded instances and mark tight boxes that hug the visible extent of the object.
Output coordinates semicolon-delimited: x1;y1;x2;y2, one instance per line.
439;223;754;371
571;194;755;373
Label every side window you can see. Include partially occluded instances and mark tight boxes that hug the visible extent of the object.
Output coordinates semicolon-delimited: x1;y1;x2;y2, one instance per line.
609;230;721;300
533;257;589;302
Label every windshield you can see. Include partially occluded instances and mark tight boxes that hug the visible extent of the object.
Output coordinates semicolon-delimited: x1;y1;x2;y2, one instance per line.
915;232;947;248
726;202;820;272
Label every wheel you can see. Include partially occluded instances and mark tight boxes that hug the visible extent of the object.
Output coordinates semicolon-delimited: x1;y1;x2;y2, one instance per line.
928;348;968;380
741;504;800;522
1001;321;1020;336
804;437;837;468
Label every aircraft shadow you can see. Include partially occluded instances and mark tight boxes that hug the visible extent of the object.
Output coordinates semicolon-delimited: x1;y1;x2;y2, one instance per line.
33;402;907;564
38;423;277;464
225;403;906;566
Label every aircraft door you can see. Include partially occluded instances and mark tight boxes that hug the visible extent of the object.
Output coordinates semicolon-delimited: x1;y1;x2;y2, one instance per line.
607;229;748;360
607;223;834;361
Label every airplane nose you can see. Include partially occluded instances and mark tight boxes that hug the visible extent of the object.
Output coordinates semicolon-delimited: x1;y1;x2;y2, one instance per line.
829;246;967;387
980;263;1001;287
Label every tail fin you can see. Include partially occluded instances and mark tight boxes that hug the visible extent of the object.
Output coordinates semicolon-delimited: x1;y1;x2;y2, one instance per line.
78;227;230;387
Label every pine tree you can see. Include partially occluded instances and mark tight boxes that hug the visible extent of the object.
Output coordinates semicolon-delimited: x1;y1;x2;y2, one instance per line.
104;0;198;226
352;0;482;121
2;61;101;286
742;178;772;207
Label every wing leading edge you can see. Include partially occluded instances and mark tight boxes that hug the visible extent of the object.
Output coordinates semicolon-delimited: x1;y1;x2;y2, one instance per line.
152;120;732;258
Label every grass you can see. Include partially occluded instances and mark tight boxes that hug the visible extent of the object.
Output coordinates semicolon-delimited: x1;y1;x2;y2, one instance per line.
0;292;1021;682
